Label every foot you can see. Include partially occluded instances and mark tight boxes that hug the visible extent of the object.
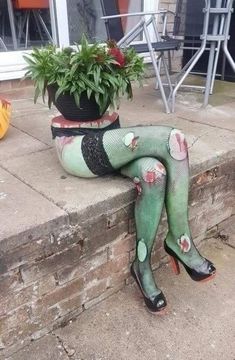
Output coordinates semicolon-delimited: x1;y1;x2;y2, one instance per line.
165;232;216;281
165;232;205;269
131;261;167;312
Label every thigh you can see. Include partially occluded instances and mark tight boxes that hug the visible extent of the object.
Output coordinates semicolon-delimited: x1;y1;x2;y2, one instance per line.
55;125;187;178
102;125;175;169
54;135;97;178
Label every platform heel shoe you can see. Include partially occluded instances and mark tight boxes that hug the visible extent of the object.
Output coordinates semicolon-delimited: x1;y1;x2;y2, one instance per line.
130;263;167;313
164;241;216;282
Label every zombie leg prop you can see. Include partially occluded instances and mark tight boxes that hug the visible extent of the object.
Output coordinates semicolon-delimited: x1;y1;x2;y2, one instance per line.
53;120;216;312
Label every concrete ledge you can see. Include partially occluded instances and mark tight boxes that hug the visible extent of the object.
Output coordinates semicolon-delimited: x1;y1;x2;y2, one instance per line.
0;79;235;355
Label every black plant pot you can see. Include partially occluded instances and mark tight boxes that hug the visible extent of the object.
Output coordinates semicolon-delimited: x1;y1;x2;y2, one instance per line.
47;85;109;121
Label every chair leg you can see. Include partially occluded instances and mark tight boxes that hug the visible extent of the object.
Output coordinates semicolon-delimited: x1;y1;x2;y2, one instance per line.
25;11;30;48
143;23;171;114
17;12;27;46
161;53;173;95
36;11;53;42
170;44;206;112
33;10;44;41
203;42;217;108
0;37;7;51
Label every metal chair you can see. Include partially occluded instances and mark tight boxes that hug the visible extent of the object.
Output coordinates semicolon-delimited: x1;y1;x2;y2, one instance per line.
12;0;53;48
171;0;235;111
101;0;181;114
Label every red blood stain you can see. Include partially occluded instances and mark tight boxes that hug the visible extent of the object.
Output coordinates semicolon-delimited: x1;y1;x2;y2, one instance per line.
156;163;166;175
175;132;187;154
180;238;190;252
60;136;74;146
130;136;139;151
136;183;142;195
144;171;156;183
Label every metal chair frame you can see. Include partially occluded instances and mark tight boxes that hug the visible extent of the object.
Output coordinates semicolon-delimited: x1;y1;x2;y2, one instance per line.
16;8;53;48
170;0;235;111
101;2;181;114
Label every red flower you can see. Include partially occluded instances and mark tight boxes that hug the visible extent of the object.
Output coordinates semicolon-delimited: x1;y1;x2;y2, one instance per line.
108;47;125;67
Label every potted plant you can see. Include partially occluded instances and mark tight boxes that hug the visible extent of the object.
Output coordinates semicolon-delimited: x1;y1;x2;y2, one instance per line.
23;35;145;120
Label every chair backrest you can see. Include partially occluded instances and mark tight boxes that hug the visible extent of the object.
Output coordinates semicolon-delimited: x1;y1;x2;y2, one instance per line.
100;0;124;41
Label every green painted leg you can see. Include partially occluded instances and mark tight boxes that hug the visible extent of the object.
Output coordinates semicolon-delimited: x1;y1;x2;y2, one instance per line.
121;157;166;299
102;126;208;268
57;125;216;290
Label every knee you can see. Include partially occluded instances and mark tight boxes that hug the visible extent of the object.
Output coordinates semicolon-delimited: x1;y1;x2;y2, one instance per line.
142;159;166;184
133;158;166;194
168;128;188;161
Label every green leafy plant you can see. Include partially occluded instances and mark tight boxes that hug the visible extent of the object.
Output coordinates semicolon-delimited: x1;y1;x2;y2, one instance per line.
23;35;145;114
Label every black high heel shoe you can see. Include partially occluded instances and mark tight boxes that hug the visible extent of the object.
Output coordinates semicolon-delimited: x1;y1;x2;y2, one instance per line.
164;241;216;282
130;263;167;313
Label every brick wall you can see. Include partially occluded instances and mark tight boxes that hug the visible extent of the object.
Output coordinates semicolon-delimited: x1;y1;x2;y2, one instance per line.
0;157;234;357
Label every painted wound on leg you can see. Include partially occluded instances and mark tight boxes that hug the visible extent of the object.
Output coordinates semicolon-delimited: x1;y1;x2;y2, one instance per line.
142;163;166;183
137;239;147;262
55;136;74;159
133;177;142;195
168;129;188;160
122;132;139;151
177;233;191;253
155;162;166;176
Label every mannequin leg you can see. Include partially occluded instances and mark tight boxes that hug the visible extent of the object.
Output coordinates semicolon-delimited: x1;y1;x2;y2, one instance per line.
101;126;214;269
58;125;216;280
120;157;166;304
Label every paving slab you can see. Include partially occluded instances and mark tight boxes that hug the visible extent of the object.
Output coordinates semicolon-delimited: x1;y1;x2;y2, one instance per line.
0;87;36;102
0;167;67;252
11;99;48;115
11;111;56;147
178;108;235;132
0;126;49;162
1;148;134;217
5;334;68;360
52;239;235;360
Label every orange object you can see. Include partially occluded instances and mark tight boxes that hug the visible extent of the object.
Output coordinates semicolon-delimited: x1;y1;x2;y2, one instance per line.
117;0;130;31
13;0;49;9
0;99;11;139
169;255;180;275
